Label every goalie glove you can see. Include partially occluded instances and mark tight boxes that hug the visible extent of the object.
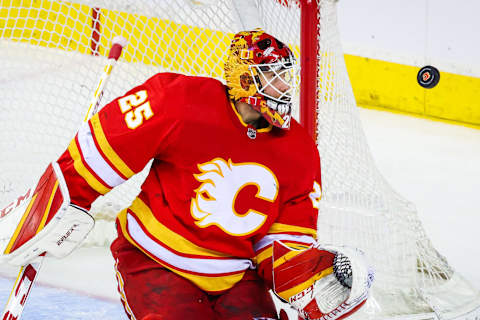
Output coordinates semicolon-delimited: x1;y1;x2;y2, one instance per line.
0;162;94;266
272;241;374;320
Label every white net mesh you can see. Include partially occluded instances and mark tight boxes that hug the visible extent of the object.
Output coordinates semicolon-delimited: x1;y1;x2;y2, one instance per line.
0;0;479;319
0;0;301;246
314;1;480;319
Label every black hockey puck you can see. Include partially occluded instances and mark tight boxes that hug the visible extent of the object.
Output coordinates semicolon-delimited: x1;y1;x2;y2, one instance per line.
417;65;440;88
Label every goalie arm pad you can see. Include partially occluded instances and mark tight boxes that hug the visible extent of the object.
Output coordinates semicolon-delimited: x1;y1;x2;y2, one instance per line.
272;241;374;320
0;162;94;266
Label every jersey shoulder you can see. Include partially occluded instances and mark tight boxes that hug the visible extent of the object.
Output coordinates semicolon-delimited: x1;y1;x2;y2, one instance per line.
144;73;230;121
145;72;226;97
288;118;320;162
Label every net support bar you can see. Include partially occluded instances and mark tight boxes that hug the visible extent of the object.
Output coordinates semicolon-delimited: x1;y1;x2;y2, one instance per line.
300;0;320;140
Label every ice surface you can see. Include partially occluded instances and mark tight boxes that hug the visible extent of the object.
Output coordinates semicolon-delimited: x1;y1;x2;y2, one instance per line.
0;277;125;319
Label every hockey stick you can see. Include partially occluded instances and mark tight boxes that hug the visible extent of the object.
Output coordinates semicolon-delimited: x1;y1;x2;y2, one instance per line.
1;36;127;320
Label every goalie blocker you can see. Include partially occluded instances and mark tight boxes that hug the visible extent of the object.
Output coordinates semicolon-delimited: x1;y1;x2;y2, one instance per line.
273;241;375;320
0;162;94;266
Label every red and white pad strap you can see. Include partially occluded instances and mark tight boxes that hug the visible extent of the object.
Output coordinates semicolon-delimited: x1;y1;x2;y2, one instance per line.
0;162;94;266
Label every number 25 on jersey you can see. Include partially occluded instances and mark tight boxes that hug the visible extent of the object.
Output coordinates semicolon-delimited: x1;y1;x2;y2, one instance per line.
118;90;154;129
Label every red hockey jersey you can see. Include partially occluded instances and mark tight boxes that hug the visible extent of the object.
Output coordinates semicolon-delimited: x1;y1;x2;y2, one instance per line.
58;73;322;293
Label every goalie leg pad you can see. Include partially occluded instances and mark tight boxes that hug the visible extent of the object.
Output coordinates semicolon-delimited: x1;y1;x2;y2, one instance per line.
0;162;94;266
272;241;374;320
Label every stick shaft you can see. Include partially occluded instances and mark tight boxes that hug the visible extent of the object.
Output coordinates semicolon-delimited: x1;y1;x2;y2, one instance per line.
84;39;126;122
2;255;43;320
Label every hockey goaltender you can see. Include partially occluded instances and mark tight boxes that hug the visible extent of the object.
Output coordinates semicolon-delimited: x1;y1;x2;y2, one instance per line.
0;29;374;320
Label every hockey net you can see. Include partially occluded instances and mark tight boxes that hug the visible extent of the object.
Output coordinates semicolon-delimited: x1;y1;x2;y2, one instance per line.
1;0;479;319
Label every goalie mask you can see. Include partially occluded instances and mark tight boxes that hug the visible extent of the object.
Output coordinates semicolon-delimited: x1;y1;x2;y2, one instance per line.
224;29;298;129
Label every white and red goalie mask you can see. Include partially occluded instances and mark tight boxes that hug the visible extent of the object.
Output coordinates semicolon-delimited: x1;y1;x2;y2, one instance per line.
224;29;298;129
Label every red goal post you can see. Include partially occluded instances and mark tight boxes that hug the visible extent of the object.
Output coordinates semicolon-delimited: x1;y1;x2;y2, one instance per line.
299;0;320;141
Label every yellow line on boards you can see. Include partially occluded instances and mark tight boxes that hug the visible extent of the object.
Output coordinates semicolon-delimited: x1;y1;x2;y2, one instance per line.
345;54;480;129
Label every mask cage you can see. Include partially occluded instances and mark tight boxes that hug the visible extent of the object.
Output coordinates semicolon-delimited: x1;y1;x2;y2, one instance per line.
249;57;299;105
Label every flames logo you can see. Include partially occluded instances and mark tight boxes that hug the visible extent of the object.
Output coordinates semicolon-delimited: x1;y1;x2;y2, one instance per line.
190;158;278;236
